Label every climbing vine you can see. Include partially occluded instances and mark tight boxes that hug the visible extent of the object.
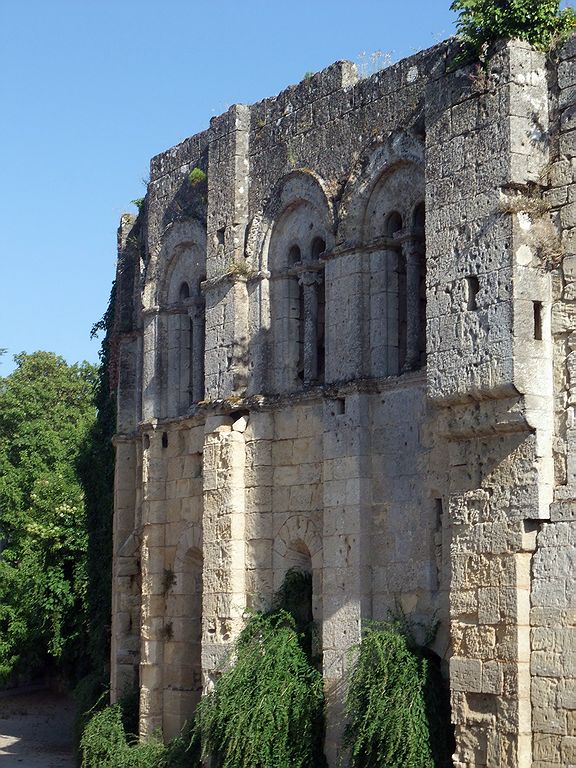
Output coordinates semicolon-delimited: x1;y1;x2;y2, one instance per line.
451;0;576;64
74;282;118;729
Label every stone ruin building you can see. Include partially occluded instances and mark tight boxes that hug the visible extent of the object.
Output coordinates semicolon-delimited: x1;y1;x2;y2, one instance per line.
110;35;576;767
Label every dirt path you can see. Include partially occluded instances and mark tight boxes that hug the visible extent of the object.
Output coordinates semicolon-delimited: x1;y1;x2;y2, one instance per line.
0;689;76;767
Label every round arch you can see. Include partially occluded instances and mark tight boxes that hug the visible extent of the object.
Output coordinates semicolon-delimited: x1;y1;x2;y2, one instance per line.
338;129;425;249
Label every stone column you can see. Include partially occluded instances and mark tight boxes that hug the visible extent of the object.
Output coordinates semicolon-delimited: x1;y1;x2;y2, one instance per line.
142;308;162;421
110;436;142;703
190;297;205;403
401;236;424;371
139;429;167;738
322;393;372;767
201;416;247;688
300;270;322;384
369;243;401;377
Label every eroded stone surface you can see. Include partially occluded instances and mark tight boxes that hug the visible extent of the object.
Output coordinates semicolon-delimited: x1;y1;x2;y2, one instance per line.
110;36;576;767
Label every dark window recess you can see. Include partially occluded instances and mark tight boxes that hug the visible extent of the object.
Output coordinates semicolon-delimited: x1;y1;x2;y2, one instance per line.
217;227;225;245
162;432;169;449
533;301;543;340
413;202;425;231
289;244;301;265
311;237;326;261
466;276;480;311
435;498;444;531
386;211;403;236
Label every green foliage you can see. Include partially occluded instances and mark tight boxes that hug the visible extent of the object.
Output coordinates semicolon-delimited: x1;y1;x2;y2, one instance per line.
194;609;326;768
0;351;96;681
80;697;199;768
75;283;117;722
131;197;145;211
344;619;453;768
272;568;319;665
451;0;576;64
303;71;315;79
188;167;207;186
80;703;170;768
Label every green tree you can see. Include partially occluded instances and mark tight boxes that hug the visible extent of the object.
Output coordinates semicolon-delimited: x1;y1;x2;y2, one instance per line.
451;0;576;63
0;351;96;681
74;284;117;717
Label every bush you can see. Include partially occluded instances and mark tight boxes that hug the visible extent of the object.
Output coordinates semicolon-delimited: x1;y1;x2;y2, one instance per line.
194;609;326;768
79;702;190;768
188;167;207;186
344;621;453;768
451;0;576;63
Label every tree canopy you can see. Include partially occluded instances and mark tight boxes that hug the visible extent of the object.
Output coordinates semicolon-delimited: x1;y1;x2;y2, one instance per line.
0;351;97;681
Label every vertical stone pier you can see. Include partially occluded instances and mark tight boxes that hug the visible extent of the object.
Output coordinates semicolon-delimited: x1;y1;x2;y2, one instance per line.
201;416;247;685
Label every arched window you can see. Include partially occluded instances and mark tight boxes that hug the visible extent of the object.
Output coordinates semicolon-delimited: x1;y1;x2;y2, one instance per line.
164;246;205;416
310;237;326;261
386;211;403;236
364;163;426;376
289;244;302;264
267;200;331;392
413;202;425;232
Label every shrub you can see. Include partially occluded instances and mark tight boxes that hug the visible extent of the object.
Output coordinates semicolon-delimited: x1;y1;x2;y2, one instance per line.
188;167;207;186
79;701;190;768
344;620;453;768
194;609;326;768
451;0;576;64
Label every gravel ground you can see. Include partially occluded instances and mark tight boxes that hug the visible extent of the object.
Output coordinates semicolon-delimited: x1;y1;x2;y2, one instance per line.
0;689;76;767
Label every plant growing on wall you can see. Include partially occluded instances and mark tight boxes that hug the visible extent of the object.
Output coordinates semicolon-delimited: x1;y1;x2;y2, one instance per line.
451;0;576;63
188;167;207;186
344;618;453;768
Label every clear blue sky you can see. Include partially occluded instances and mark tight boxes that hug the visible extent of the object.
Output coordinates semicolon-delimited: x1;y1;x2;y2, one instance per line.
0;1;457;376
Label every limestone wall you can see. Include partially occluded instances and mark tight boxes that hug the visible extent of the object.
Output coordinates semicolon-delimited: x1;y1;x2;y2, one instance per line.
529;37;576;768
109;34;576;768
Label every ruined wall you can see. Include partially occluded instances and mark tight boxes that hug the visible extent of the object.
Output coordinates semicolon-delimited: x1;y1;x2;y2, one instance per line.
530;37;576;768
110;35;576;768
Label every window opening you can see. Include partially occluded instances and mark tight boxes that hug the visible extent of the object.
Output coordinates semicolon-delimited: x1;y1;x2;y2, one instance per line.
386;211;403;236
311;237;326;261
413;202;425;232
289;244;301;265
466;276;479;311
179;282;190;301
533;301;543;340
435;498;444;531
